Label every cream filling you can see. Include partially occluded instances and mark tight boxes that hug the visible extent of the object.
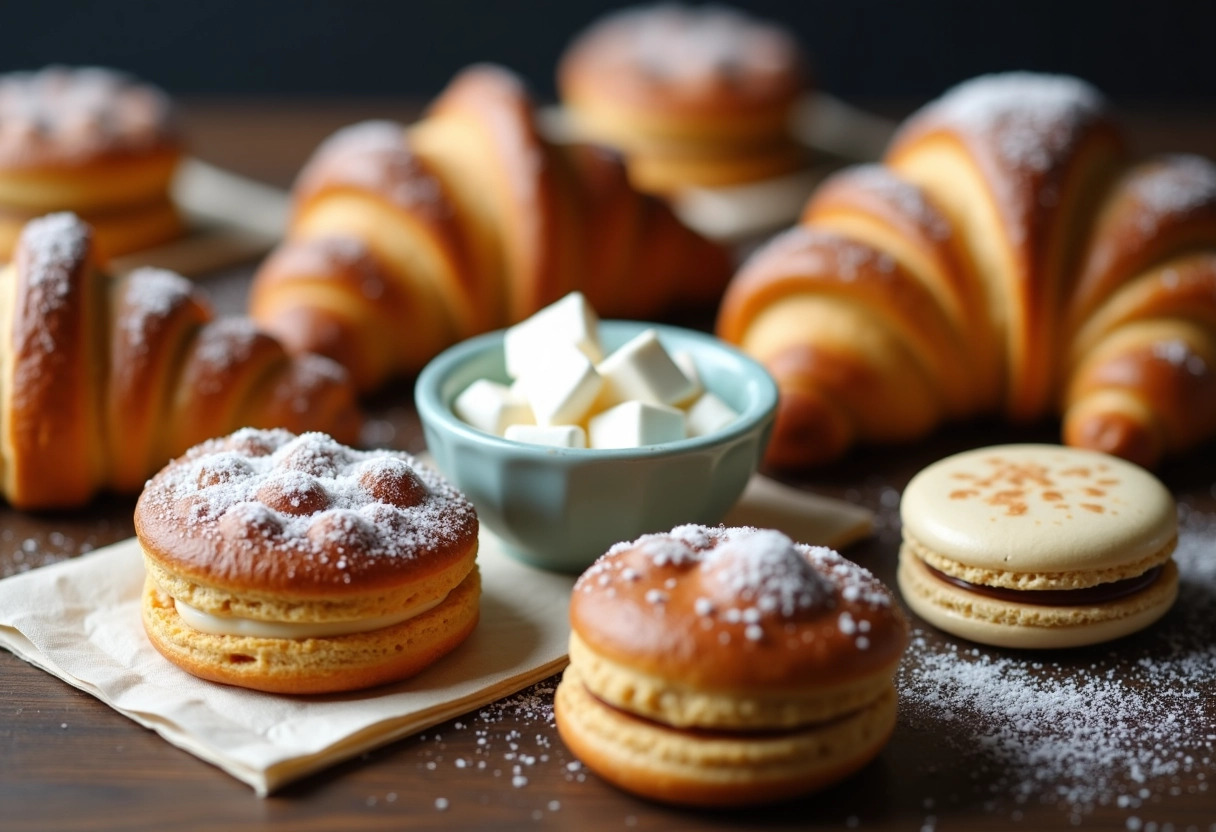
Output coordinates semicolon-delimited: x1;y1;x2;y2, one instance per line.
173;594;446;639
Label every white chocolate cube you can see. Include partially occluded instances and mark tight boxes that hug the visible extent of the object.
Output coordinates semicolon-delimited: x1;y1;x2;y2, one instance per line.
454;379;535;436
686;392;738;437
504;423;588;448
597;329;698;409
588;400;685;449
517;344;604;426
504;291;602;379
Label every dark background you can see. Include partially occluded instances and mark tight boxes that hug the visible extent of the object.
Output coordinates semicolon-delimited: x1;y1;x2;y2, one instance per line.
4;0;1215;106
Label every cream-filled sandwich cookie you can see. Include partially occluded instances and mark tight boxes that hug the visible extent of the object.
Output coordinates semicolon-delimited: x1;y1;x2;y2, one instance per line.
135;428;479;694
898;444;1178;649
555;525;908;807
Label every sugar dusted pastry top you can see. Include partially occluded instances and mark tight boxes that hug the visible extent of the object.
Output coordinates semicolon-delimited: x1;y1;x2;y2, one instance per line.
560;4;806;115
0;66;180;168
900;445;1176;573
135;429;478;595
571;525;906;687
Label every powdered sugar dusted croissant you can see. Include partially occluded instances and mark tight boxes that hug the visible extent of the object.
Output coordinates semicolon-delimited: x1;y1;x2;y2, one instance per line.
717;72;1216;468
0;212;361;509
249;64;732;392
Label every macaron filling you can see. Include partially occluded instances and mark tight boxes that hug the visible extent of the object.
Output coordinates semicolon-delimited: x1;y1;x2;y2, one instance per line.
172;592;448;639
921;561;1165;606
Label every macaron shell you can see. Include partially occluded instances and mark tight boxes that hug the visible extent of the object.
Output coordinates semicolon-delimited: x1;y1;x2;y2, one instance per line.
900;444;1176;573
897;548;1179;649
554;662;897;807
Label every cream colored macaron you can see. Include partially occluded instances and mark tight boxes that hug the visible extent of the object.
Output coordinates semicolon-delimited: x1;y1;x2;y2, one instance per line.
897;444;1178;649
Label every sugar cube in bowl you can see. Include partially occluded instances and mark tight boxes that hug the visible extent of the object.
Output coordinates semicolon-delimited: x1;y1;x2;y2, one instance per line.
415;319;779;573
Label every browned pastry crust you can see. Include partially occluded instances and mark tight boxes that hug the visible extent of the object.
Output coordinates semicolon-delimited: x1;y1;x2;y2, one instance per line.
555;525;907;806
0;213;362;509
249;64;732;392
717;72;1216;469
557;4;809;192
136;428;480;693
0;66;184;259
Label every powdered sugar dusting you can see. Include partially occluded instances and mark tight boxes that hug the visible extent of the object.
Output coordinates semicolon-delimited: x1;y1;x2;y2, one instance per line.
15;212;89;354
897;508;1216;822
1131;154;1216;232
845;165;953;242
582;524;892;626
580;4;800;88
926;72;1105;174
138;429;477;567
120;267;197;355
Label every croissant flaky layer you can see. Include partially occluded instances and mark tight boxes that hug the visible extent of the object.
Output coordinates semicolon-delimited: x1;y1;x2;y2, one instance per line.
717;72;1216;469
0;213;361;509
249;64;733;392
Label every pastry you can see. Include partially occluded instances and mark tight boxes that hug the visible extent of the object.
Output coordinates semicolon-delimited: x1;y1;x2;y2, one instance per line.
898;444;1178;649
0;66;184;260
0;212;361;509
248;64;732;392
558;3;809;193
554;525;907;806
716;72;1216;469
136;428;480;694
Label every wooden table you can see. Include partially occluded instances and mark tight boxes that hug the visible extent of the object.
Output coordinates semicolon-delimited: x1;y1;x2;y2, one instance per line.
3;100;1216;831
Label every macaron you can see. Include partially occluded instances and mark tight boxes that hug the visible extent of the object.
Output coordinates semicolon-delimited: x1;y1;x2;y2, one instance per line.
136;428;481;694
554;524;908;807
897;444;1178;649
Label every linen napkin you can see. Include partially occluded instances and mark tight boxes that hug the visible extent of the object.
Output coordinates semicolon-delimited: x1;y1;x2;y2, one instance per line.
0;476;871;795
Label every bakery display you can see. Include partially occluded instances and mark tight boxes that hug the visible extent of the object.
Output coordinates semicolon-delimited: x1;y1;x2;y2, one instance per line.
717;72;1216;469
248;63;733;392
898;444;1178;648
0;212;361;509
136;428;480;694
554;525;907;806
558;3;810;194
0;65;184;261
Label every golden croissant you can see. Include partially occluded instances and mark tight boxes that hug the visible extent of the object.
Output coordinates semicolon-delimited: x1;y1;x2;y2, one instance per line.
0;212;361;509
249;63;733;392
717;72;1216;469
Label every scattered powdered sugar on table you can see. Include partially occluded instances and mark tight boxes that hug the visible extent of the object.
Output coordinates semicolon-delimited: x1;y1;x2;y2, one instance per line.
898;503;1216;823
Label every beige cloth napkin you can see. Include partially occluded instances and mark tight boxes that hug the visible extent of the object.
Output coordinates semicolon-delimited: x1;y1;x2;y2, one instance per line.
0;477;871;796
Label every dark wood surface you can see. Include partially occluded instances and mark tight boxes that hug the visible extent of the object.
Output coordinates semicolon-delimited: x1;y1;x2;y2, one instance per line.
3;99;1216;832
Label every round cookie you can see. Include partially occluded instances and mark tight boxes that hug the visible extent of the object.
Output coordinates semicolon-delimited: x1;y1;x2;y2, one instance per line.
135;428;480;694
558;4;809;193
897;443;1178;649
0;65;184;260
554;525;907;807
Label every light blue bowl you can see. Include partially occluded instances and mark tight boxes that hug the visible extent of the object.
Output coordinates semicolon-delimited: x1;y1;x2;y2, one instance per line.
415;320;778;573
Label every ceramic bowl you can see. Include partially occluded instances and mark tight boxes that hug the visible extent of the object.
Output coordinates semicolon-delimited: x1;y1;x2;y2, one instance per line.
415;320;778;572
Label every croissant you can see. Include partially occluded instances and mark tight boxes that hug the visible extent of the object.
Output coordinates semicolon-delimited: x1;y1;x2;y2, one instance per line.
0;212;361;509
717;72;1216;469
248;64;733;392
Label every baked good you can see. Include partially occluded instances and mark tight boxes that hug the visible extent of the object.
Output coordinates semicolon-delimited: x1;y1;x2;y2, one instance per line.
0;66;184;261
554;524;907;806
136;428;479;694
0;212;361;509
248;64;733;392
716;72;1216;469
558;3;809;194
898;444;1178;648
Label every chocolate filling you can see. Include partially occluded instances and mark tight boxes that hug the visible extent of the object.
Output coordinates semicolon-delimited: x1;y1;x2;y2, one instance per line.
924;562;1164;606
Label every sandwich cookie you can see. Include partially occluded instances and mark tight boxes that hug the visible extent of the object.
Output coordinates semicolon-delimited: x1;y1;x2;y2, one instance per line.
898;444;1178;649
136;428;480;694
555;524;907;807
